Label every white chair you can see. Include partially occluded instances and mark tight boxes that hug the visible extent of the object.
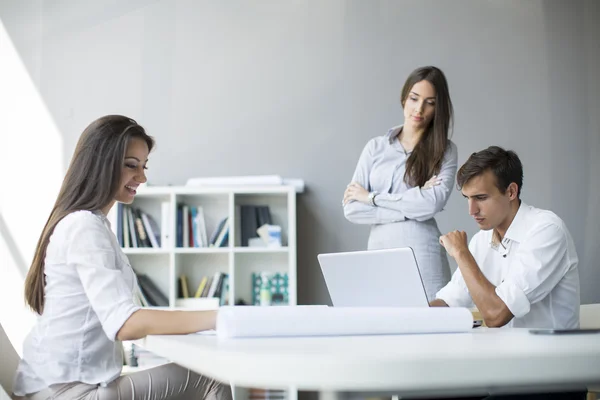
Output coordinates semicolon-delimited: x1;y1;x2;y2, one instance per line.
580;303;600;329
581;304;600;400
0;322;20;399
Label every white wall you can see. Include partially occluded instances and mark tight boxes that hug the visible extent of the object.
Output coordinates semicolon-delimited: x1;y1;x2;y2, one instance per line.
1;0;599;309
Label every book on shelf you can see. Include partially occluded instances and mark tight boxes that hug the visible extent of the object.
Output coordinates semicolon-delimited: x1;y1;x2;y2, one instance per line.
194;206;208;247
206;271;223;298
183;205;190;247
176;205;213;248
117;204;164;249
127;207;138;248
134;284;150;307
122;204;130;248
117;203;124;246
189;273;229;305
208;217;229;248
141;212;161;248
219;275;229;306
136;273;169;307
134;209;151;248
194;276;209;298
201;276;213;297
179;275;190;298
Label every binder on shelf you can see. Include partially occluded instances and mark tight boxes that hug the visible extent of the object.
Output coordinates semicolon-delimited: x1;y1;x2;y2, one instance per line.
257;206;272;227
176;206;184;247
240;205;258;246
160;201;171;249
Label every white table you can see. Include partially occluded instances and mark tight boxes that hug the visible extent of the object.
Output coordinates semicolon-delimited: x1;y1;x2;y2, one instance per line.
136;328;600;398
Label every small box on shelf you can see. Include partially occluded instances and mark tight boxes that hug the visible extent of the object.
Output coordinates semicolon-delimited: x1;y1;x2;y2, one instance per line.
174;297;220;310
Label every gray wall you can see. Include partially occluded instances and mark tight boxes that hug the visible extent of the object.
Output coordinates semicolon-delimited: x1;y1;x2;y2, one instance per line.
2;0;599;306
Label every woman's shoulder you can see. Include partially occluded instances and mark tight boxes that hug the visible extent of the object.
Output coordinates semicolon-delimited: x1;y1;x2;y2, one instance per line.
444;139;458;158
446;139;458;151
54;210;106;234
363;125;401;149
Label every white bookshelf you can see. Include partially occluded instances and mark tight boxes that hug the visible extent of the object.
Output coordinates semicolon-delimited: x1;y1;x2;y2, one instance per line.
109;184;299;400
109;184;298;309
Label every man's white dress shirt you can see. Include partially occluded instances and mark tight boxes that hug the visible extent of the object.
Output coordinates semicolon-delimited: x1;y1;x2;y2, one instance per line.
436;202;580;329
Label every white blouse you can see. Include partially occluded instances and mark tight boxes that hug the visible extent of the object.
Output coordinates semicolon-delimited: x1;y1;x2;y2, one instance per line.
344;125;458;224
13;210;141;396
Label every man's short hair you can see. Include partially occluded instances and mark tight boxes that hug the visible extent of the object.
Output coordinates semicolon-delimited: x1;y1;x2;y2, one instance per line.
457;146;523;198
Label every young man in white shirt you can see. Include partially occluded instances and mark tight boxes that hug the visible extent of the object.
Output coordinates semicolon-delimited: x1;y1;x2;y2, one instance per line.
429;146;584;400
431;146;580;329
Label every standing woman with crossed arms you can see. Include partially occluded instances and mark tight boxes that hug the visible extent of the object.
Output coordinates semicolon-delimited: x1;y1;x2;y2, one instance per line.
343;66;458;301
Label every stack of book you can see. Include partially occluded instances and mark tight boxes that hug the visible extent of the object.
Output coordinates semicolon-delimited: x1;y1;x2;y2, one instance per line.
117;204;163;248
176;204;228;248
135;273;168;307
179;272;229;306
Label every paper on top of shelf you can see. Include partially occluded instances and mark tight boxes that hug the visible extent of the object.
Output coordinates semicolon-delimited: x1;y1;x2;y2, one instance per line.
186;175;283;186
216;306;473;339
185;175;304;193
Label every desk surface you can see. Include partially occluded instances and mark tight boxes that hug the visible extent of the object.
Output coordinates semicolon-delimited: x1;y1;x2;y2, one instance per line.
138;328;600;395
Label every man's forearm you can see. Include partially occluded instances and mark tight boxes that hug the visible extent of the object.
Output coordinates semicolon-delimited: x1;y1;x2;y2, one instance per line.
455;250;512;327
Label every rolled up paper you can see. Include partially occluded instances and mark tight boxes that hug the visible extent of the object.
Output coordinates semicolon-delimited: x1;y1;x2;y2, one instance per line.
216;305;473;339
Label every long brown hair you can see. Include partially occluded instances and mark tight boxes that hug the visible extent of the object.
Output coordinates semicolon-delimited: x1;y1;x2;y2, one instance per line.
401;66;454;187
24;115;154;314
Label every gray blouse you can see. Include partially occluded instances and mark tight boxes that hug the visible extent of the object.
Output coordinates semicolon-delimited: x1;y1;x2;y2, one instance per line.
344;125;458;224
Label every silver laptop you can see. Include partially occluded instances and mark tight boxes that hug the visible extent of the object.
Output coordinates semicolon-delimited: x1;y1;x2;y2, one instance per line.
317;247;429;307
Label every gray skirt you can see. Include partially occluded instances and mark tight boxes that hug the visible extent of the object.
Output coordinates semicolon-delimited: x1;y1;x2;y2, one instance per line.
368;218;451;302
